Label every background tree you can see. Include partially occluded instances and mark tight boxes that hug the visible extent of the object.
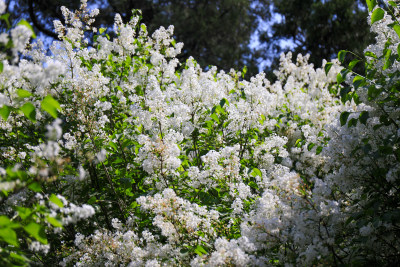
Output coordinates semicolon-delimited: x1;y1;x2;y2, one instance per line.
9;0;269;76
5;0;376;76
260;0;375;70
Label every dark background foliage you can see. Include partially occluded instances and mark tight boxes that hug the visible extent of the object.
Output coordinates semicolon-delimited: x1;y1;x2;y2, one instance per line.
5;0;374;77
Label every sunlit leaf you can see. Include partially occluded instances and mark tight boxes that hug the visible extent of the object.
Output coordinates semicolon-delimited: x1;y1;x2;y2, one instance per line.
20;102;36;122
17;19;36;38
371;8;385;24
41;95;61;118
24;222;47;244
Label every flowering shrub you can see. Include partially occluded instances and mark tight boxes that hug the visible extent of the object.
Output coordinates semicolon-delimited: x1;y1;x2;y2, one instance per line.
0;0;399;266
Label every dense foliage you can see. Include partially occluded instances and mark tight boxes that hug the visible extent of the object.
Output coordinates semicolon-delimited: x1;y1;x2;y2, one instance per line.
0;0;399;266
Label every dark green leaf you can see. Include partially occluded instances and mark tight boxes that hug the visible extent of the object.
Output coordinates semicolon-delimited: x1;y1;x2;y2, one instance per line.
87;196;97;204
316;146;323;155
307;143;315;151
338;50;347;63
219;98;228;107
0;13;10;28
359;111;369;124
340;111;350;126
352;76;365;90
371;8;385;24
348;118;358;127
398;44;400;58
324;62;333;75
340;87;351;101
337;73;344;84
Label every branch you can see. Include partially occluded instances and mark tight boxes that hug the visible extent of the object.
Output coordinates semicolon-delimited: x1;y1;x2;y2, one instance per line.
28;0;59;39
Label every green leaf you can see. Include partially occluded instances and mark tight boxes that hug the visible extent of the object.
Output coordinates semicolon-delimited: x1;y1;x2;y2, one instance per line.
348;59;360;70
366;0;377;12
371;8;385;24
340;87;351;102
348;118;358;127
383;49;393;70
336;73;344;84
109;141;118;151
250;168;262;177
324;62;333;75
0;13;10;28
340;111;350;126
46;216;62;228
307;143;315;151
393;24;400;39
365;51;377;58
10;252;27;263
0;228;18;247
87;196;97;205
0;216;11;227
388;1;397;8
16;207;32;220
17;19;36;38
194;245;208;256
0;105;11;121
41;95;61;118
49;194;64;208
99;27;106;34
28;182;42;193
242;65;247;78
210;113;219;123
338;50;347;63
24;222;47;244
316;146;323;155
0;61;3;73
17;89;32;98
359;111;369;124
295;139;302;147
398;44;400;57
352;76;365;90
219;98;228;107
20;102;36;122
